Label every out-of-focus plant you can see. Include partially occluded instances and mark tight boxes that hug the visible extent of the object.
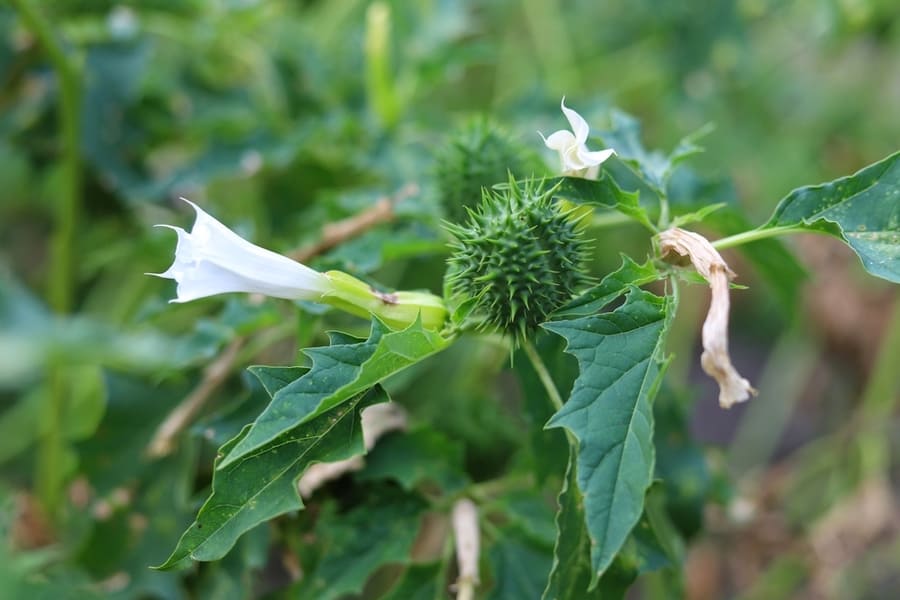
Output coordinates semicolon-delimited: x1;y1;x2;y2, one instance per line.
2;1;898;599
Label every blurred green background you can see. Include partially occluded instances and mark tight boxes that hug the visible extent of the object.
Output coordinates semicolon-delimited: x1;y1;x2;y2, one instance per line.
1;0;898;598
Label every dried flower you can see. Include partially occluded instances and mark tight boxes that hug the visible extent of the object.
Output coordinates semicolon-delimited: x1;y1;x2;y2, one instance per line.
658;227;757;408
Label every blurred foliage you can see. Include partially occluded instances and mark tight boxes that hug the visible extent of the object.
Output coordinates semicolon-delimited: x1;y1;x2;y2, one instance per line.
1;0;898;598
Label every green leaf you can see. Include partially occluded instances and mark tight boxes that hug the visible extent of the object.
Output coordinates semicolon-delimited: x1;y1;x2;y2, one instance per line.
292;488;427;600
670;202;727;228
548;175;655;232
543;451;598;600
220;319;451;468
708;209;807;312
553;255;661;319
155;386;389;569
543;288;671;581
356;429;469;493
488;527;553;600
382;562;443;600
762;150;900;283
543;457;683;600
653;388;713;539
598;111;711;195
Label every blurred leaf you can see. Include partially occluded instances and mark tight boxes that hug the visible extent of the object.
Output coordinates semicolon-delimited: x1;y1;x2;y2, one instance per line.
707;209;807;312
667;168;807;311
156;386;389;569
195;369;292;449
77;373;188;494
319;225;446;274
81;41;149;194
762;150;900;283
0;388;42;463
220;319;451;469
292;488;427;600
488;527;553;600
58;365;106;441
76;451;197;600
653;389;712;540
381;561;443;600
356;428;468;493
597;112;710;196
500;492;557;549
543;288;671;579
670;203;727;228
0;277;187;385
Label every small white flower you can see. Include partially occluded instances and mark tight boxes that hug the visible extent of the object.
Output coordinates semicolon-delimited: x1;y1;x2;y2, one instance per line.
540;97;616;178
150;199;330;303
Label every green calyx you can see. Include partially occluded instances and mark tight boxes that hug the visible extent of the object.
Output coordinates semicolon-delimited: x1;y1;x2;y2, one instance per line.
445;177;591;340
434;118;537;223
322;271;448;332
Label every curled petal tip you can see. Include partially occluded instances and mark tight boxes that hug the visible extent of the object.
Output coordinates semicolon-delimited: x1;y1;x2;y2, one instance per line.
545;97;615;178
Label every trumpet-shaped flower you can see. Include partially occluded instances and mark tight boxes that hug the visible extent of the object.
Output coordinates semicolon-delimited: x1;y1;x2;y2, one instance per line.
150;199;331;303
539;98;615;178
150;199;449;331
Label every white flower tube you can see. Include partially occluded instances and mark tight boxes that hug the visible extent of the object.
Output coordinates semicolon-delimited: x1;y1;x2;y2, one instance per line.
539;97;616;178
150;199;449;331
150;199;331;303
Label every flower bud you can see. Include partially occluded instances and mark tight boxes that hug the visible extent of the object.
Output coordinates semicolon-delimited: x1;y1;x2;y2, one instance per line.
435;118;536;223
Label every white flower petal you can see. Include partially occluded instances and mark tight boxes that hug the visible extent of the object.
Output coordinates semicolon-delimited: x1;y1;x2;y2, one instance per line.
576;147;616;167
560;97;590;144
542;97;616;179
541;129;576;152
153;200;331;303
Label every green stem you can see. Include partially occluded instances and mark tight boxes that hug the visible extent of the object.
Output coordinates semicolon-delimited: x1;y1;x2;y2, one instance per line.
711;225;807;250
364;2;398;128
522;339;563;412
657;192;670;231
13;0;83;314
13;0;83;516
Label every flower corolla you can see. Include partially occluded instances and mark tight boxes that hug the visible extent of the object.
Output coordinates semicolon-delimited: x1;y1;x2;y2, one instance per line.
540;97;615;178
151;199;330;303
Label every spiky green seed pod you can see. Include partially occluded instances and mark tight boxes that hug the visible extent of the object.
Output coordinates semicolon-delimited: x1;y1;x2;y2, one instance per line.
445;177;591;340
434;119;536;224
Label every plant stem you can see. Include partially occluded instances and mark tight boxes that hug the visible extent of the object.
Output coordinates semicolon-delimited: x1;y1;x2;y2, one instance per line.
13;0;83;517
522;339;563;412
711;225;807;249
657;192;670;231
14;0;83;314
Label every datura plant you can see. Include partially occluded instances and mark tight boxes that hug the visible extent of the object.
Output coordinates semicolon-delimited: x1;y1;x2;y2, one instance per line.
151;98;899;597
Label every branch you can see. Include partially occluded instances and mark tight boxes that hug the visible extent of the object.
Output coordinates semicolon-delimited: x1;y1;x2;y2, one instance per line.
146;338;244;458
289;183;416;262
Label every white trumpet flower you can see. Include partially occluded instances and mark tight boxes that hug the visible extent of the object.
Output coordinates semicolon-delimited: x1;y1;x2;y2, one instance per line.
150;199;449;331
151;199;331;303
540;97;615;178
